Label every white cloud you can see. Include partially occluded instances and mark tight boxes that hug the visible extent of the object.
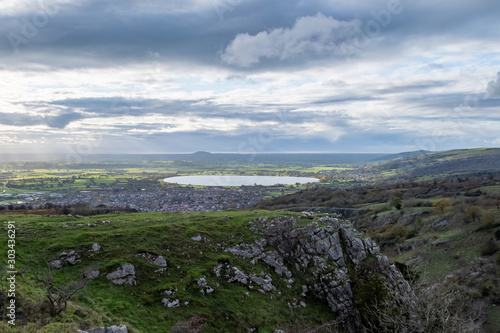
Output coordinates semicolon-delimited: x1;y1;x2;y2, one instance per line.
0;0;73;16
221;13;359;67
487;72;500;97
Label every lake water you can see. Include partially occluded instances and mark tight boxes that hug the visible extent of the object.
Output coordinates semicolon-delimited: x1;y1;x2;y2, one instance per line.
163;175;319;186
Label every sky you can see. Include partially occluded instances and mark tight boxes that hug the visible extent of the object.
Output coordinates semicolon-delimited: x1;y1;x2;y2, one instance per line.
0;0;500;156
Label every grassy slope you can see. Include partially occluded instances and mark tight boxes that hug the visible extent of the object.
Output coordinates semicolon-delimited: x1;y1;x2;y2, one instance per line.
380;148;500;179
375;208;500;332
0;211;336;333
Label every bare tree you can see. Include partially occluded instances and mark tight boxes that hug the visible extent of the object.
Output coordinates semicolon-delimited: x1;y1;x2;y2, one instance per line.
26;244;92;317
363;280;483;333
32;261;90;316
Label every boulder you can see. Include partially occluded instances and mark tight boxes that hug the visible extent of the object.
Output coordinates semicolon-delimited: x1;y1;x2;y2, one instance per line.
49;260;62;269
107;325;128;333
84;270;100;280
77;325;127;333
161;298;180;308
106;265;136;285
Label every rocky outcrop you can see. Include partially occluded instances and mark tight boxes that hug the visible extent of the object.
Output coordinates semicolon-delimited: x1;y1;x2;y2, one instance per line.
84;269;100;280
214;263;276;293
135;252;167;273
49;250;81;268
161;298;180;308
106;265;136;285
77;324;127;333
197;277;215;294
227;216;412;333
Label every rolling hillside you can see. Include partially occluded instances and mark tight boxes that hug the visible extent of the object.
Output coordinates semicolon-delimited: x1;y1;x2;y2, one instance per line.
379;148;500;179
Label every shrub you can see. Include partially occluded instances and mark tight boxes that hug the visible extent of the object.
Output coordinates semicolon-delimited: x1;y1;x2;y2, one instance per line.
394;261;420;282
171;315;205;333
364;283;482;333
433;198;452;214
480;238;499;256
372;225;415;244
495;253;500;265
390;197;403;210
465;206;481;223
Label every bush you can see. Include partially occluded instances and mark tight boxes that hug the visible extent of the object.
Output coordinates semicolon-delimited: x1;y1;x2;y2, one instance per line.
433;199;452;214
171;315;205;333
390;197;403;210
364;283;482;333
465;206;481;223
480;238;499;256
371;225;415;244
394;261;420;282
495;253;500;265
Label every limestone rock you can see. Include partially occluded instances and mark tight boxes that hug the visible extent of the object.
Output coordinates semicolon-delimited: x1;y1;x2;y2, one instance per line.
49;260;62;269
77;325;127;333
197;277;215;294
239;215;412;333
214;263;276;293
106;265;136;285
135;252;167;272
161;298;180;308
107;325;128;333
153;256;167;267
58;250;81;266
84;269;100;280
301;211;314;219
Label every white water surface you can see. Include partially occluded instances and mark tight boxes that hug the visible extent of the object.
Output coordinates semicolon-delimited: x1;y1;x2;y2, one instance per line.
164;175;319;186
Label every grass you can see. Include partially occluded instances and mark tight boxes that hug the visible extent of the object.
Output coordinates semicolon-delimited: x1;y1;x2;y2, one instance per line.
0;210;335;333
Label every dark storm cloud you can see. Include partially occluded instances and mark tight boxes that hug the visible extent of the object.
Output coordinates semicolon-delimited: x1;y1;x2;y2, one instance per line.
0;111;82;128
45;97;315;125
487;72;500;98
372;81;453;95
0;0;326;69
1;0;498;71
399;92;500;111
312;96;381;105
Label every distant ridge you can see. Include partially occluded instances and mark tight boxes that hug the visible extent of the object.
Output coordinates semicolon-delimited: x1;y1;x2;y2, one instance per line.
191;151;213;156
379;148;500;178
371;150;432;162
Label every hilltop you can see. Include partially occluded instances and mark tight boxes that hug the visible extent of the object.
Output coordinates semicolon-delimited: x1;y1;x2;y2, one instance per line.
378;148;500;180
370;150;432;162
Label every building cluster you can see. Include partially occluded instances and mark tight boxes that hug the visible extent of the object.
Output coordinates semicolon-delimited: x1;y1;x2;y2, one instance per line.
8;186;267;213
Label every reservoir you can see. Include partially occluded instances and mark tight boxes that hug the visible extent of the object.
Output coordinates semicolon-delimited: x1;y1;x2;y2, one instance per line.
163;175;319;186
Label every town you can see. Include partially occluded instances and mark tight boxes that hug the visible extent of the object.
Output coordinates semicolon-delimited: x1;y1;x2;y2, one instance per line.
0;185;269;213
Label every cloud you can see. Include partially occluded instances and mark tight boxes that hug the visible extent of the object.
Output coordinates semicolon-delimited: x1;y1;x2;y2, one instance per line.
43;112;83;128
487;72;500;97
1;0;500;154
0;111;82;129
220;13;359;67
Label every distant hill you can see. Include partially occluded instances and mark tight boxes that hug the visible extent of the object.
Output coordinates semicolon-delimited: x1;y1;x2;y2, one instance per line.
379;148;500;179
371;150;432;162
191;151;213;156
